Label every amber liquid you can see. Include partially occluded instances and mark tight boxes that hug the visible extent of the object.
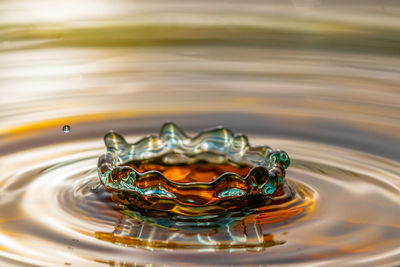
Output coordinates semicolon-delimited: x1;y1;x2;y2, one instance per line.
127;157;253;183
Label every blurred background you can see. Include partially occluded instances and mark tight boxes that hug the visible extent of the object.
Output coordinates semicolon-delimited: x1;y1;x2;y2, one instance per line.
1;0;399;158
0;1;399;266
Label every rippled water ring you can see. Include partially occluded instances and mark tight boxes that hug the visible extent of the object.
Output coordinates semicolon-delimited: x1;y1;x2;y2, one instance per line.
0;134;398;266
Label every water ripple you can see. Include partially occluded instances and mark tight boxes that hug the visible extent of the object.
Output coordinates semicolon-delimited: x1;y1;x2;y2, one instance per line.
0;135;398;266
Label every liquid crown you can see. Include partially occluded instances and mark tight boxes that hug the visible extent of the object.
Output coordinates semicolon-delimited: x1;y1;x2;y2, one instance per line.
97;122;292;216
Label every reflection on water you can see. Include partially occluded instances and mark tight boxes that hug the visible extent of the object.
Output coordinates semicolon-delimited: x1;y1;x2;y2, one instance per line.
0;0;400;266
94;207;289;251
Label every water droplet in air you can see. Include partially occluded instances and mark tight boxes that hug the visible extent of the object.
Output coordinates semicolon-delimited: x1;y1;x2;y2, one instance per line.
63;125;71;133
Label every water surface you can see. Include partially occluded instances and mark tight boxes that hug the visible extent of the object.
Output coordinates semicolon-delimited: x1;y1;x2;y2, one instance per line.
0;0;399;266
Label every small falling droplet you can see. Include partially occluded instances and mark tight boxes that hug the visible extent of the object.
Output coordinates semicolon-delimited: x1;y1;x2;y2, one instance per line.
63;125;71;133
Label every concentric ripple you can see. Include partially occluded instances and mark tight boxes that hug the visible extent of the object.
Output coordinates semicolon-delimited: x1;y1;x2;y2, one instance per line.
0;134;398;266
